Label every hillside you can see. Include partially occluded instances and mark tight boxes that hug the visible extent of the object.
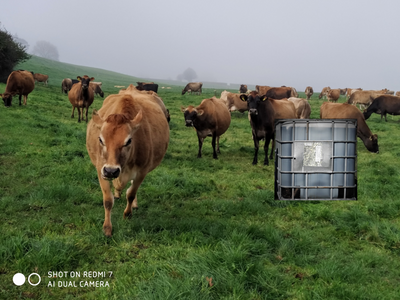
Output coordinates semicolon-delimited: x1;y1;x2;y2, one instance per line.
16;56;248;91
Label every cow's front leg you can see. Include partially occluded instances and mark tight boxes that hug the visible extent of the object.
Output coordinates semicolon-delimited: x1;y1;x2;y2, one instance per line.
263;137;271;166
197;134;204;158
252;132;259;165
98;173;114;237
124;173;146;219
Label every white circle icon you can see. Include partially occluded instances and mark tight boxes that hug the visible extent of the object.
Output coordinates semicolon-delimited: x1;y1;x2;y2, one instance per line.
28;273;41;286
13;273;26;286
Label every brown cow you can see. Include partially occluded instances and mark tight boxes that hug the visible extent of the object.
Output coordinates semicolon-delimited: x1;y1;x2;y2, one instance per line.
1;70;35;106
265;87;292;99
240;92;297;165
305;86;314;100
319;87;331;99
395;91;400;97
255;85;271;95
347;90;386;110
346;88;362;100
288;97;311;119
363;95;400;122
181;97;231;159
89;82;104;97
320;102;379;153
33;73;49;86
68;75;95;122
220;90;248;113
327;89;341;102
61;78;72;94
182;82;203;95
239;84;248;93
86;92;169;236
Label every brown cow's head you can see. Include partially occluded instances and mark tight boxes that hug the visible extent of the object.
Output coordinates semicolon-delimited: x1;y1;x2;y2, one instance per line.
365;134;379;154
77;75;95;91
1;92;15;107
181;106;203;127
91;109;143;180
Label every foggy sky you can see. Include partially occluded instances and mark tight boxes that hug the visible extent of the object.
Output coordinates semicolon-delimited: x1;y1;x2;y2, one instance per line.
2;0;400;91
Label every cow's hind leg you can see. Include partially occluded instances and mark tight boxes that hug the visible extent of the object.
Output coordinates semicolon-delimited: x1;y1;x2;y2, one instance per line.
19;94;22;106
263;137;271;166
197;135;204;158
77;107;82;122
124;174;146;219
212;132;218;159
23;95;28;105
71;106;75;118
252;133;259;165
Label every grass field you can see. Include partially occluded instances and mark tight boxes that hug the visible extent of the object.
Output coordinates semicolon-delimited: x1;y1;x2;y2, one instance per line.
1;56;400;299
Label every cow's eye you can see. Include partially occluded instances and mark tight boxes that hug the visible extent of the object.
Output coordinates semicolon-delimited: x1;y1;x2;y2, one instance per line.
125;138;132;147
99;137;104;146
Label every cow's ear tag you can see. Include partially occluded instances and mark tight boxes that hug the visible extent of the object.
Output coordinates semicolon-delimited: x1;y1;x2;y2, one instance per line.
261;96;267;101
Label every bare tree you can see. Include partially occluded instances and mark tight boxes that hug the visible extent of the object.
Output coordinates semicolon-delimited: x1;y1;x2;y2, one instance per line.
32;40;59;61
182;68;197;82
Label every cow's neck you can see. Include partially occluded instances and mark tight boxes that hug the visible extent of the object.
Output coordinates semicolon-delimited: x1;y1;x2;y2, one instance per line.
80;87;89;100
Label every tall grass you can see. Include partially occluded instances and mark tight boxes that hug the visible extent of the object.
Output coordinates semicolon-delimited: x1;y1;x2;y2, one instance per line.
0;57;399;299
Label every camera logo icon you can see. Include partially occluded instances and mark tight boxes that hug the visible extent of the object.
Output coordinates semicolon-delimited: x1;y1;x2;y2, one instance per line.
13;273;41;286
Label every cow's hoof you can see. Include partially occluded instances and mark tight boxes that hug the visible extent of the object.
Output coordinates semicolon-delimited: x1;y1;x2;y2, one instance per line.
123;211;133;219
103;226;112;237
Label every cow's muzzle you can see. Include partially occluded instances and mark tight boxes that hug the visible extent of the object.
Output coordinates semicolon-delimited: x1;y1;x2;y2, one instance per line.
102;166;121;180
185;120;193;127
249;108;258;115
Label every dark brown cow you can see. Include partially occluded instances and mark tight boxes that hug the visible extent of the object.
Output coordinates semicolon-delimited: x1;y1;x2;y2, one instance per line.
1;70;35;106
255;85;271;95
181;97;231;159
89;82;104;97
305;86;314;100
288;97;311;119
182;82;203;95
68;75;95;122
320;102;379;153
239;84;248;93
327;89;341;102
220;90;248;113
33;73;49;86
86;91;169;236
363;95;400;122
240;92;297;165
264;87;292;99
61;78;72;94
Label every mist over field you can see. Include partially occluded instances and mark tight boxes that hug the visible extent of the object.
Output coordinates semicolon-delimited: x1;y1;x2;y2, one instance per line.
2;0;400;91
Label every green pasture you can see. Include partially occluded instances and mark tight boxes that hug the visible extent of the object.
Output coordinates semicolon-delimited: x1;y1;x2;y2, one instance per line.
0;57;400;299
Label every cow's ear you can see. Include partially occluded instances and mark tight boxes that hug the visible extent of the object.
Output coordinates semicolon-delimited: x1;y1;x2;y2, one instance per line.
131;110;142;131
92;109;104;129
197;109;204;116
370;134;378;141
261;95;268;101
90;77;95;81
240;94;247;102
77;76;82;81
180;106;187;112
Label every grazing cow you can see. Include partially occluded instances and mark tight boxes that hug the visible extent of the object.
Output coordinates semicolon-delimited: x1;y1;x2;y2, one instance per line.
288;97;311;119
347;90;385;110
61;78;72;94
319;87;331;99
290;87;299;98
305;86;314;100
220;90;248;113
1;70;35;106
265;87;292;99
320;102;379;153
255;85;271;96
119;84;170;123
327;89;341;103
89;82;104;97
385;90;395;95
68;75;95;122
240;92;297;165
239;84;248;93
33;73;49;86
363;95;400;122
136;83;158;93
86;92;169;237
182;82;203;95
181;97;231;159
339;88;348;96
136;81;154;88
346;88;362;100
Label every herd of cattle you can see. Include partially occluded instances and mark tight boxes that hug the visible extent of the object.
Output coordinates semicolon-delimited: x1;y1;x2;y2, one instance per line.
2;70;400;236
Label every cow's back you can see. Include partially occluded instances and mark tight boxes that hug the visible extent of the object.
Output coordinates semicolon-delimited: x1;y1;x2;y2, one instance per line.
270;99;297;119
68;82;95;106
198;97;231;136
6;70;35;94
